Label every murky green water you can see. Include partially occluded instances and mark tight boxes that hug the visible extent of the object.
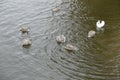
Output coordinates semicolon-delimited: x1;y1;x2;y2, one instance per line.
0;0;120;80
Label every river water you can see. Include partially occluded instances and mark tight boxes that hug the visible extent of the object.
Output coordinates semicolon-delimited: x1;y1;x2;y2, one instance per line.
0;0;120;80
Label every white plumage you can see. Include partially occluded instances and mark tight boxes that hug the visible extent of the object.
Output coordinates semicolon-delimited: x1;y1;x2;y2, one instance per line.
96;20;105;31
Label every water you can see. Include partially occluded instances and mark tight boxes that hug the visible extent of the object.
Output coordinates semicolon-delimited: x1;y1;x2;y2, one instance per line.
0;0;120;80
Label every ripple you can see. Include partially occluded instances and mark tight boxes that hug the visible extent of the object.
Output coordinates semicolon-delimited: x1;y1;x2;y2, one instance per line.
0;0;120;80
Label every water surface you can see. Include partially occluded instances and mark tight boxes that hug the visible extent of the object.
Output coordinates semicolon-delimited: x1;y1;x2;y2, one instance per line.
0;0;120;80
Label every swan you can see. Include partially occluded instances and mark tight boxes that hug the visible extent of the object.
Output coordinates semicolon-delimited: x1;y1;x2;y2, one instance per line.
22;38;32;47
52;7;59;12
64;44;78;51
88;30;96;38
20;27;30;34
96;20;105;31
56;35;66;43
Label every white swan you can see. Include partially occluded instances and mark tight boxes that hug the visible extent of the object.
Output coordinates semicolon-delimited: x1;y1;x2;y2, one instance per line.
88;30;96;38
56;35;66;43
96;20;105;31
20;27;30;34
22;38;32;47
64;44;78;51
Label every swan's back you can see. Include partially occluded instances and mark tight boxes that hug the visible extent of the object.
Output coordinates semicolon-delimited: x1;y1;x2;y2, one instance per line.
96;20;105;28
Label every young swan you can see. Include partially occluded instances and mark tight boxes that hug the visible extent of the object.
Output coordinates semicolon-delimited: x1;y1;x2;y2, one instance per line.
64;44;78;51
96;20;105;31
88;30;96;38
56;35;66;43
52;7;59;12
22;38;32;47
20;27;30;34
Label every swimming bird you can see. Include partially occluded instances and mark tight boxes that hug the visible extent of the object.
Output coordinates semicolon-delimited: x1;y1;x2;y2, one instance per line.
64;44;78;51
96;20;105;31
20;26;30;34
52;7;59;12
56;35;66;43
22;38;32;47
88;30;96;38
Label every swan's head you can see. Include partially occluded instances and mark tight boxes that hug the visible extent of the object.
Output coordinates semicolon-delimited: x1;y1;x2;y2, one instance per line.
96;20;105;28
